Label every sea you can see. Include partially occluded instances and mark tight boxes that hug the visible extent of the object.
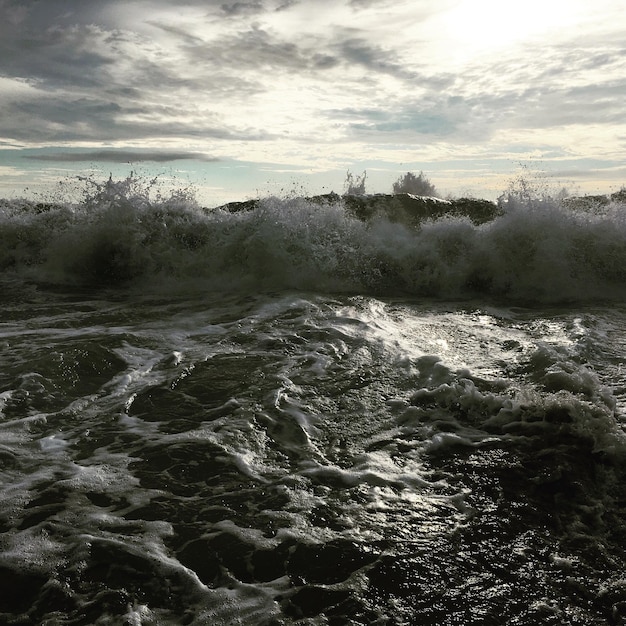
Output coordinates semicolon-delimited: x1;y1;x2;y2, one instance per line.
1;176;625;625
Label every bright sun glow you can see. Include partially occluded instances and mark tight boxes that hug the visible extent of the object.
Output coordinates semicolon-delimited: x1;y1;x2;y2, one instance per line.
441;0;583;58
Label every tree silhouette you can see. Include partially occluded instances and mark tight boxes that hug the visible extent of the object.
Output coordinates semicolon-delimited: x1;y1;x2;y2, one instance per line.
392;171;438;197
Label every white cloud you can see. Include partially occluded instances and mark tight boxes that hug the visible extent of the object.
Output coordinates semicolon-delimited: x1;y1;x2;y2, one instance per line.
0;76;39;99
0;0;625;197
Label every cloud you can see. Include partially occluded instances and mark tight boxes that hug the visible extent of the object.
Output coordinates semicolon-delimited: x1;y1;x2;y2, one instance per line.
336;107;456;138
333;37;412;80
0;91;273;144
220;1;265;16
145;20;206;44
547;160;626;178
22;150;220;163
0;0;625;197
173;21;350;81
0;23;112;90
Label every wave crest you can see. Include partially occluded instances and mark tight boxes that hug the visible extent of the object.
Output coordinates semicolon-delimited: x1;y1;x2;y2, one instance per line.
2;176;626;302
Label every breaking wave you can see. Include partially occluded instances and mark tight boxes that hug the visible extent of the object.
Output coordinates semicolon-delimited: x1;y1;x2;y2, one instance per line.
2;175;626;302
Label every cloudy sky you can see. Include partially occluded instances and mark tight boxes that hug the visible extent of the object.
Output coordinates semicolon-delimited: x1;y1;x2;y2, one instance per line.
1;0;625;204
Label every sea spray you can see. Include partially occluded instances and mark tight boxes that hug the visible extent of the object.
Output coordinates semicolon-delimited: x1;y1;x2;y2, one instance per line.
2;174;626;301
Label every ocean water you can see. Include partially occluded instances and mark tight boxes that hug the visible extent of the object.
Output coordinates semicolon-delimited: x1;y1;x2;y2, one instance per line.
1;178;626;625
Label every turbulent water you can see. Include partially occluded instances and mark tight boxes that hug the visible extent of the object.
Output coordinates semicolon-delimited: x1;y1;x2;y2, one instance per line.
1;178;626;625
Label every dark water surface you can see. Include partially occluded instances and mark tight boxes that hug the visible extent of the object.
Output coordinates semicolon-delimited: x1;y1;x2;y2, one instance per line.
2;187;626;623
1;285;625;625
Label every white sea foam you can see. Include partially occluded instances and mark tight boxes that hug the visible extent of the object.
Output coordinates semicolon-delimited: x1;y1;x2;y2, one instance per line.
2;195;626;624
2;178;626;302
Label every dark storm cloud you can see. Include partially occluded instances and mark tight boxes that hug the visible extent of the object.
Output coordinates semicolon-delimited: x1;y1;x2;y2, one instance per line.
336;37;417;80
0;0;272;145
0;0;428;97
1;0;624;181
0;93;272;144
1;98;124;143
176;22;434;83
0;23;113;89
220;1;265;16
0;0;452;148
23;150;219;163
145;20;206;44
177;24;337;75
322;25;455;87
